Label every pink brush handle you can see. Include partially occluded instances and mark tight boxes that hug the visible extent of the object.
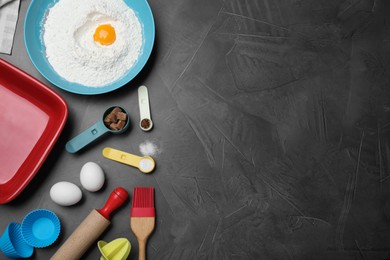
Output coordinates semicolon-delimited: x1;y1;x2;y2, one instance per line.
97;187;129;220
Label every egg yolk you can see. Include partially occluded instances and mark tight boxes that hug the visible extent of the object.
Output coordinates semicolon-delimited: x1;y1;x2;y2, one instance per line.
93;24;116;46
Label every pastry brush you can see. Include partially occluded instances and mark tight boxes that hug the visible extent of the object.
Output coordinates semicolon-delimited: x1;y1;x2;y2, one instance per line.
130;187;155;260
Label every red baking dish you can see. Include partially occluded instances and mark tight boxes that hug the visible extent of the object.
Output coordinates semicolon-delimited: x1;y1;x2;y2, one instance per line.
0;59;68;204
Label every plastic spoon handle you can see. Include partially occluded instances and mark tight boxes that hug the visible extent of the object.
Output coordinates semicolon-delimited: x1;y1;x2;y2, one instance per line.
102;147;142;168
138;86;151;120
66;120;109;153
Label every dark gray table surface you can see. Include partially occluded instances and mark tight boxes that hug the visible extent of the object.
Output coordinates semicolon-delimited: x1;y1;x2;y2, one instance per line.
2;0;390;259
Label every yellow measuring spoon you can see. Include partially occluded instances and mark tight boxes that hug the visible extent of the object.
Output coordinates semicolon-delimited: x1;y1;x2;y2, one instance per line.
102;147;155;173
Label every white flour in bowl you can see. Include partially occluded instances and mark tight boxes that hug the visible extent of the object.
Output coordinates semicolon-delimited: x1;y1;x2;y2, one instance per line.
43;0;142;87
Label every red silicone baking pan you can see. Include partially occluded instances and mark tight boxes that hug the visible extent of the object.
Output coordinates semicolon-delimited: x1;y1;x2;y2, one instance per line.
0;59;68;204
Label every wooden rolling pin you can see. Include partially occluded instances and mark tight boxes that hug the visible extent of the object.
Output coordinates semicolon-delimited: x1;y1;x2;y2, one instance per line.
51;187;128;260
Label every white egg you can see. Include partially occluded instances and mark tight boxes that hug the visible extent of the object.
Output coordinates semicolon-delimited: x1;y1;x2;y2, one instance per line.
50;181;82;206
80;162;105;192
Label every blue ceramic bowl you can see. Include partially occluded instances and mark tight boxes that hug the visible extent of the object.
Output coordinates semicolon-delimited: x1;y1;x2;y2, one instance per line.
24;0;155;95
21;209;61;248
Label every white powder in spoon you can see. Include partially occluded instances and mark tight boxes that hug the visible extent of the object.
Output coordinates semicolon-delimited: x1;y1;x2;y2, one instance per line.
43;0;142;87
139;158;154;172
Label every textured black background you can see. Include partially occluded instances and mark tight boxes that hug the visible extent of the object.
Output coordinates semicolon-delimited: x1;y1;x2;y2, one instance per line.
1;0;390;259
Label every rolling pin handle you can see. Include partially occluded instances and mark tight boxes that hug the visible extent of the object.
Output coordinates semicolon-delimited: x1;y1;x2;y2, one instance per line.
97;187;129;220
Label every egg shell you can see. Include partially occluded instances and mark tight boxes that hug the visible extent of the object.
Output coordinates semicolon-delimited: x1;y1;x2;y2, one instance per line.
50;181;82;206
80;162;105;192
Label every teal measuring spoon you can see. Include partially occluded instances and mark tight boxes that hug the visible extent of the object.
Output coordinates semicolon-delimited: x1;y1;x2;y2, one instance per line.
66;106;130;153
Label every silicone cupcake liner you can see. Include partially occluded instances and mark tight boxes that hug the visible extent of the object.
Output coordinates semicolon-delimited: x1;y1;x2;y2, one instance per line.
0;222;34;258
21;209;61;248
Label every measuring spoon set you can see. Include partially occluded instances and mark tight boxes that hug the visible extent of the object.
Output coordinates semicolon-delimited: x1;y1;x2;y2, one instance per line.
65;85;155;174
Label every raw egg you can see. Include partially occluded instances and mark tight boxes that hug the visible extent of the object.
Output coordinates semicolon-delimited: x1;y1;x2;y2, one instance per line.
50;181;82;206
80;162;105;192
93;24;116;46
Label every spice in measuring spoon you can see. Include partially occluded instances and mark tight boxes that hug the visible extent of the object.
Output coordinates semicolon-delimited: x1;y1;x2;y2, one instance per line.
140;118;151;129
138;85;153;131
102;147;155;173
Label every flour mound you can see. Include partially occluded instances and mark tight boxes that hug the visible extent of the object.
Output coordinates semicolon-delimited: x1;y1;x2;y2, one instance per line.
43;0;142;87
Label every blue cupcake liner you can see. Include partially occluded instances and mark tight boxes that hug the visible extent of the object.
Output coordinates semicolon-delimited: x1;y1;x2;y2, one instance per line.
21;209;61;248
0;222;34;258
